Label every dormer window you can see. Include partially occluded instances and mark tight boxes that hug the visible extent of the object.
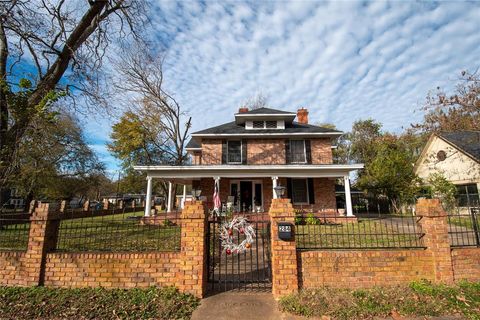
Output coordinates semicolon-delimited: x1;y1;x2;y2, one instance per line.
246;120;284;130
266;121;277;128
253;121;264;128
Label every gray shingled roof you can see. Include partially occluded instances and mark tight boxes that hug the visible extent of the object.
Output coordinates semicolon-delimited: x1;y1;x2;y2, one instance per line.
439;131;480;162
235;107;295;115
191;121;342;135
185;139;201;149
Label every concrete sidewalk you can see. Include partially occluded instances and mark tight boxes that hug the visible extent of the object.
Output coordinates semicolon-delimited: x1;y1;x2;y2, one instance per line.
191;292;304;320
191;292;464;320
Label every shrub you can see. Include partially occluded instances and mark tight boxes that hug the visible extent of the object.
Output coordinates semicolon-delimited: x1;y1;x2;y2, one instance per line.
305;213;319;225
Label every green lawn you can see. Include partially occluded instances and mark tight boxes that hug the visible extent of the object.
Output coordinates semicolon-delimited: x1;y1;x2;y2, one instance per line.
448;215;478;230
1;211;181;252
0;222;30;251
295;219;423;249
0;286;199;320
280;280;480;320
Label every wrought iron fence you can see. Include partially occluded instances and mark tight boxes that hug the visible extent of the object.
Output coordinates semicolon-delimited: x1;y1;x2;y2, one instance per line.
295;213;425;250
448;207;480;247
55;207;181;252
0;214;31;251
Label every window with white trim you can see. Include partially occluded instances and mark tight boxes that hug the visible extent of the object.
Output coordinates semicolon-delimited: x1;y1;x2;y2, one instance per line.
290;140;306;163
227;140;242;163
248;120;280;129
292;179;309;204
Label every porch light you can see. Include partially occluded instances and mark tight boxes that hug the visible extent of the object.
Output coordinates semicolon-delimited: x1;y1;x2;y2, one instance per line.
191;188;202;200
274;185;286;198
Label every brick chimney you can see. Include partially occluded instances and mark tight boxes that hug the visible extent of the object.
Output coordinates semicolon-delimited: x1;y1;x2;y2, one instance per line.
297;108;309;124
238;107;249;113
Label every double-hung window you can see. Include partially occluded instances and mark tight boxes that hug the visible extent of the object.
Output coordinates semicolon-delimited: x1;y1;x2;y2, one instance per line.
456;184;479;207
227;141;242;164
290;140;306;163
292;178;309;204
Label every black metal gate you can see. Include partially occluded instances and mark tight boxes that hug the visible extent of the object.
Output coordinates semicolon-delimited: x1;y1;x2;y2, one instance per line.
206;215;272;293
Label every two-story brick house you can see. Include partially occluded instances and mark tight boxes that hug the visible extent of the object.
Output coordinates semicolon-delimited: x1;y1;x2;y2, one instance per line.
134;107;363;216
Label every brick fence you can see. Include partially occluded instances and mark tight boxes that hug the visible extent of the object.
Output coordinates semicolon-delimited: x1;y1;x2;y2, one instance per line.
293;198;480;295
1;198;480;299
0;201;207;297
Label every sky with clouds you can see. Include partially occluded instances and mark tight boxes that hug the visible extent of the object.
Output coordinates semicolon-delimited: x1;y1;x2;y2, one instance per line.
84;0;480;173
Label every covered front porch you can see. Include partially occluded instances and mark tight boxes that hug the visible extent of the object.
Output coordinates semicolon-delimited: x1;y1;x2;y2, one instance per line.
134;164;363;217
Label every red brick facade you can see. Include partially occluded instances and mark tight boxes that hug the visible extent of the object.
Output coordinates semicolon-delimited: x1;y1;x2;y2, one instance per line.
193;138;333;165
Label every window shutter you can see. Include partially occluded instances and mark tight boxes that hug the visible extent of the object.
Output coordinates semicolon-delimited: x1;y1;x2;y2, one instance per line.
221;140;227;164
286;178;292;200
305;140;312;164
308;178;315;204
241;140;247;164
285;140;291;164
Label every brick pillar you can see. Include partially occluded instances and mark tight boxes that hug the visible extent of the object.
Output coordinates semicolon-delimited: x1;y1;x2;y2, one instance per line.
180;200;207;297
103;199;110;210
269;198;298;298
25;202;61;286
416;198;454;284
83;200;90;211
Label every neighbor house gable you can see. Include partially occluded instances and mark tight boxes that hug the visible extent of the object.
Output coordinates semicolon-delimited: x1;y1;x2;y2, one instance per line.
414;134;480;185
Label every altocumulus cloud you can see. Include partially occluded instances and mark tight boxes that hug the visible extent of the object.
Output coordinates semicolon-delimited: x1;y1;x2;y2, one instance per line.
85;0;480;171
148;0;480;133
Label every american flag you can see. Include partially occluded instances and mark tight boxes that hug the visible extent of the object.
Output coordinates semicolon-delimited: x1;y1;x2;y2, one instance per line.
213;179;221;211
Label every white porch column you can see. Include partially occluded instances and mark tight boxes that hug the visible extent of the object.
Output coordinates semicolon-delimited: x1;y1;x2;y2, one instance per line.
144;176;153;217
272;176;278;199
181;185;187;209
167;181;173;213
344;175;354;217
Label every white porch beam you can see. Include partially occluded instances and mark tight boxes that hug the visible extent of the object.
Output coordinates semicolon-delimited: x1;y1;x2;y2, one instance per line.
167;182;173;213
272;176;278;199
344;175;354;217
144;177;153;217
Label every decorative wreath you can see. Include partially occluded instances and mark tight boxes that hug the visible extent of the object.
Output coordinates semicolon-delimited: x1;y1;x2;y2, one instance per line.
219;216;255;255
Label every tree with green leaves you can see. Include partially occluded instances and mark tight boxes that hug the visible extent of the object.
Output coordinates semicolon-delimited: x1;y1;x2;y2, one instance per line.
425;173;457;212
356;134;420;213
12;112;105;202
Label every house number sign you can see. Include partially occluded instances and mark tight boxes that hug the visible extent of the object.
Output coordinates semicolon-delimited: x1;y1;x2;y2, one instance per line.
277;222;294;241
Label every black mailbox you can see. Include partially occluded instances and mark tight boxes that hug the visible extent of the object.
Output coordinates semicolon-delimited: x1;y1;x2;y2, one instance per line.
277;222;294;241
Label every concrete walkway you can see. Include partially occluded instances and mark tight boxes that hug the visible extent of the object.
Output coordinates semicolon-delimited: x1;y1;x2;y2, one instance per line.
191;292;304;320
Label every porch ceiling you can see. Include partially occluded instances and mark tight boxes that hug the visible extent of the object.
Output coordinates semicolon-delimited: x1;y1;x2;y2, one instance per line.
133;164;364;179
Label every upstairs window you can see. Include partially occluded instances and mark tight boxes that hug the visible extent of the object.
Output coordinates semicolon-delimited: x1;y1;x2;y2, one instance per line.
227;141;242;164
253;121;264;128
249;120;280;129
265;121;278;128
290;140;306;163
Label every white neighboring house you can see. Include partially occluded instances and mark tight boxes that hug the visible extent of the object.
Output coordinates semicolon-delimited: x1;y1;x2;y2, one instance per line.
414;131;480;207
